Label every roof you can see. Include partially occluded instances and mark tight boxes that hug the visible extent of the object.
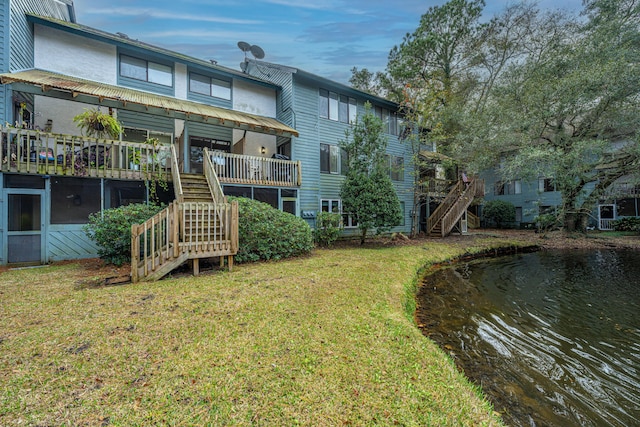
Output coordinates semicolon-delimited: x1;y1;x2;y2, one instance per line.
26;14;279;90
0;69;299;137
244;60;399;110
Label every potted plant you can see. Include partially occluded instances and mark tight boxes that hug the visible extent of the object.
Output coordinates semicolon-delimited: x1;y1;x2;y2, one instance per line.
128;147;142;170
73;108;123;139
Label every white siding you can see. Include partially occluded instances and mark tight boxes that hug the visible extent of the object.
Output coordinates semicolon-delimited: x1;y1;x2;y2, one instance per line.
34;24;117;84
233;79;276;117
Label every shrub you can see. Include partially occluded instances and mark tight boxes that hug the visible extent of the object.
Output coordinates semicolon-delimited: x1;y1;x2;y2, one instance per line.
314;211;343;247
534;212;559;233
612;217;640;233
230;197;313;263
483;200;516;228
83;203;164;266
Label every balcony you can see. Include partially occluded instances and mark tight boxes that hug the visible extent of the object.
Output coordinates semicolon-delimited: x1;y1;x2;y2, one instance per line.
208;151;301;187
1;126;301;187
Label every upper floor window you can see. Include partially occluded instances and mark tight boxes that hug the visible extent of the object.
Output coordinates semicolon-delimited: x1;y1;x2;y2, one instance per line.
386;154;404;181
374;106;399;136
120;54;172;87
189;73;231;100
320;143;348;175
319;89;356;124
495;180;522;195
538;177;555;192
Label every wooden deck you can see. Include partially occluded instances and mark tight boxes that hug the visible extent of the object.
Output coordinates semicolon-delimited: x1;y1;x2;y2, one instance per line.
1;127;301;187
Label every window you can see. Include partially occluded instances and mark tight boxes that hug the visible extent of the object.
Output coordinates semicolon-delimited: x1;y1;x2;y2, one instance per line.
189;73;231;100
321;199;357;228
374;106;399;135
120;54;172;86
515;207;523;222
319;89;356;123
320;143;345;174
389;155;404;181
538;177;555;192
495;180;521;195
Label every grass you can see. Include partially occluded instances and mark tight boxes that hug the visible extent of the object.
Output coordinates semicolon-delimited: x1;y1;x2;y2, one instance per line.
0;236;528;426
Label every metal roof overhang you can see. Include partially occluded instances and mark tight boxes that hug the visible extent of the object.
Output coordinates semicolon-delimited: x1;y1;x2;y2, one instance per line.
0;69;299;138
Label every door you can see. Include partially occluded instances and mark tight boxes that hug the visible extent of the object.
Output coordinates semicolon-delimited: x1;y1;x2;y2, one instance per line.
6;191;45;264
598;204;615;230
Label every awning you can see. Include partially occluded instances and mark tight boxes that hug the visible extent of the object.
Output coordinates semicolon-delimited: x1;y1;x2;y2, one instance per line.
0;69;299;137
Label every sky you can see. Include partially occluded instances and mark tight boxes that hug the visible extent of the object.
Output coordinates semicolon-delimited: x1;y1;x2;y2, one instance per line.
72;0;583;84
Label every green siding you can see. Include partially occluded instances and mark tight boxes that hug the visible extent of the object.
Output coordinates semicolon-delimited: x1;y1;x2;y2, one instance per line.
118;110;175;135
187;121;233;142
481;169;563;223
48;226;98;262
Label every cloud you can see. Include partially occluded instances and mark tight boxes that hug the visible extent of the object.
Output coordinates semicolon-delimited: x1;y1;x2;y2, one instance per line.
86;7;261;25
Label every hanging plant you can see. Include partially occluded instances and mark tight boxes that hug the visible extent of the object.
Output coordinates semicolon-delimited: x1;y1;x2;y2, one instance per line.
73;108;124;139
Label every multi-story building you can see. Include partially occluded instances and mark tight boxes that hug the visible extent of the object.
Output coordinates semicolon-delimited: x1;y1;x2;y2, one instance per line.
0;1;417;275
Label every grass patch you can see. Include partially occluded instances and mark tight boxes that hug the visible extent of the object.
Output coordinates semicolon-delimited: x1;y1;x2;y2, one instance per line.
0;236;524;426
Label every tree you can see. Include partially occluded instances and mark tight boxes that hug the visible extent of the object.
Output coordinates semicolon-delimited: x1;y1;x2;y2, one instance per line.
457;0;640;231
340;104;402;244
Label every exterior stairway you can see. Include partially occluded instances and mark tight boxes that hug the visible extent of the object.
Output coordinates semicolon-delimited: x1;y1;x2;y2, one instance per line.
131;147;238;282
427;178;484;237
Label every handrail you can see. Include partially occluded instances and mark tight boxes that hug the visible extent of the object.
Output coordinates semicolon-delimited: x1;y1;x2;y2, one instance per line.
0;126;171;179
205;150;301;187
203;147;227;203
170;145;184;203
427;180;463;234
440;179;484;237
131;200;239;282
131;201;179;283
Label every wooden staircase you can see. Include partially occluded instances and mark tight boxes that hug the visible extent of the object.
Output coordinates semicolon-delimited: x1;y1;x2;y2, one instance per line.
131;147;239;282
427;178;484;237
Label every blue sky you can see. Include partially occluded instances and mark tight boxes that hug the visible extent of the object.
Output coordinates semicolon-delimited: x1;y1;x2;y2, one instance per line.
72;0;582;84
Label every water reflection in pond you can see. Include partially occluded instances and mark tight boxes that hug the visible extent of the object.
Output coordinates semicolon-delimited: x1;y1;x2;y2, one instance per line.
416;249;640;427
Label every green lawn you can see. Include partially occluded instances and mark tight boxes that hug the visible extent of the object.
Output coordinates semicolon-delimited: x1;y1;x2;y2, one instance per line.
0;236;526;426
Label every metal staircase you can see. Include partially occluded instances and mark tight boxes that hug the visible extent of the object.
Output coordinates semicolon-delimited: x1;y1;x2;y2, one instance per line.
427;178;484;237
131;147;238;282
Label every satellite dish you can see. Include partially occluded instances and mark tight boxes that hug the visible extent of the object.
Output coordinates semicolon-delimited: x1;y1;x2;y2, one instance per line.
250;44;265;60
237;41;251;52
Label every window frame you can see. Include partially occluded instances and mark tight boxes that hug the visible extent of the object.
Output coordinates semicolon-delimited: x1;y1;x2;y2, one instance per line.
319;89;357;124
320;198;358;228
320;143;343;175
120;54;173;87
189;72;232;100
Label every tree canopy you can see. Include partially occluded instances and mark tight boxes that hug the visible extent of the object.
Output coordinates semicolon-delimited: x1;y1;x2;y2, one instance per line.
359;0;640;232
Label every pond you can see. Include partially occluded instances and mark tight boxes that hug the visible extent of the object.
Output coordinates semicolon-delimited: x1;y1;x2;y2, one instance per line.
416;250;640;427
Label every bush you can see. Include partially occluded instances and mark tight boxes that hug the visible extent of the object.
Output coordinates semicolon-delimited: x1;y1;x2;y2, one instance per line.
230;197;313;263
83;203;164;266
483;200;516;228
534;212;559;233
314;211;343;247
612;217;640;233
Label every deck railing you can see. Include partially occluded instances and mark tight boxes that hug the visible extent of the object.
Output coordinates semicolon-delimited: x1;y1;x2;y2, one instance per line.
440;179;484;236
203;147;227;203
0;126;171;179
207;151;301;187
131;200;239;282
427;180;464;234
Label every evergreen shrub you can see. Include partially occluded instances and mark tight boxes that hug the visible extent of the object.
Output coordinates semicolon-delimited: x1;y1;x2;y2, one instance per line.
314;211;343;247
231;197;313;263
83;203;164;266
611;217;640;233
